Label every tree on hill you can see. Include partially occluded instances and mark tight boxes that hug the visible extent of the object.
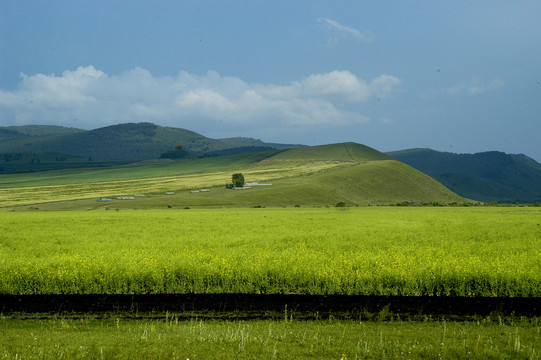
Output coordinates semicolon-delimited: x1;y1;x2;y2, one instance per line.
232;173;245;187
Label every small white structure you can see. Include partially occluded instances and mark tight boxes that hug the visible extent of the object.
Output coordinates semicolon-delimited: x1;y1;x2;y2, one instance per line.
134;194;146;197
116;196;135;200
245;182;272;186
165;192;175;195
190;189;210;193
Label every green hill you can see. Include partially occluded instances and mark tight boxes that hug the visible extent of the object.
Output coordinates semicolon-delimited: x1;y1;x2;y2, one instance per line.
0;123;300;173
0;142;468;209
0;123;228;161
0;125;84;137
201;160;465;208
246;143;464;206
388;148;541;203
268;142;392;162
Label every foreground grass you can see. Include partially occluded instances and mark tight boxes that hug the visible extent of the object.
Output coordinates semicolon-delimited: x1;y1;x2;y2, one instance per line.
1;207;539;296
0;317;538;359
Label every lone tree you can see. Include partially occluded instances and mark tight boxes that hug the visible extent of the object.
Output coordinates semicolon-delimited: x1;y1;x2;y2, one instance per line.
232;173;245;187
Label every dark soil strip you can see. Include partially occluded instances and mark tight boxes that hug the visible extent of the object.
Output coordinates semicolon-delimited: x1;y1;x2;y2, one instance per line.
1;294;539;320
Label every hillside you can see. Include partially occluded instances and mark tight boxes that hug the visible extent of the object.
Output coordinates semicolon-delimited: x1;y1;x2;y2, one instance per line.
0;142;468;208
388;148;541;203
0;123;228;161
0;125;84;137
268;142;392;162
0;123;301;172
247;143;464;206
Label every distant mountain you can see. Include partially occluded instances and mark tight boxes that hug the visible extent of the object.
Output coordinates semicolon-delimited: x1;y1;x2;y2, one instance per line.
0;122;228;160
388;148;541;203
0;122;301;173
0;125;84;137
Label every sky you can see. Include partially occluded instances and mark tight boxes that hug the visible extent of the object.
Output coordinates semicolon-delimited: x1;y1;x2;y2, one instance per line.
1;1;540;161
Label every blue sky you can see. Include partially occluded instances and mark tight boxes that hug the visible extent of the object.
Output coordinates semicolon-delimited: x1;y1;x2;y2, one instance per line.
1;1;540;161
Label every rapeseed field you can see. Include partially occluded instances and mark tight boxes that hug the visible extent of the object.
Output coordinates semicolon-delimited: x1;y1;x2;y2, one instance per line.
1;207;539;296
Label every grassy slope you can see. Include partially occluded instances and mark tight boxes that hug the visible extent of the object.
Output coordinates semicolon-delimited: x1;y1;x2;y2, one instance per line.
0;143;467;208
228;142;464;206
267;142;391;162
0;151;279;188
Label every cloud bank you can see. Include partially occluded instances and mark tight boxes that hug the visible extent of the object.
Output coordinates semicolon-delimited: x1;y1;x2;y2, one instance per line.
0;66;400;134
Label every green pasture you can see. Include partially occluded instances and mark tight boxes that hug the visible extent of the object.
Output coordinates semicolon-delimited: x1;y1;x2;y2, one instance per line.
0;163;466;210
0;143;468;208
0;151;278;188
1;207;539;296
0;156;352;208
7;161;464;211
0;316;539;359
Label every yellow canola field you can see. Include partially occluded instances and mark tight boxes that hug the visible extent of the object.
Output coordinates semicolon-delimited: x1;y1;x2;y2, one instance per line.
1;207;539;296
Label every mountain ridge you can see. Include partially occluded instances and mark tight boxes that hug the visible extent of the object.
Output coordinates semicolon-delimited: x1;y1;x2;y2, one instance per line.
0;122;302;165
388;148;541;203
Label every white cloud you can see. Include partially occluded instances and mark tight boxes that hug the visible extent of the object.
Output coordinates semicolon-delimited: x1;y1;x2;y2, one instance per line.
177;89;237;113
302;71;372;102
14;65;105;108
0;66;400;133
318;18;374;44
370;74;402;99
444;77;504;95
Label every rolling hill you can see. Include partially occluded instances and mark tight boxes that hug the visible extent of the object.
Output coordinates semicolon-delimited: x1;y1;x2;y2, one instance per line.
0;123;229;161
2;122;535;204
0;142;468;209
245;143;465;206
0;122;301;173
0;125;84;137
388;148;541;203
